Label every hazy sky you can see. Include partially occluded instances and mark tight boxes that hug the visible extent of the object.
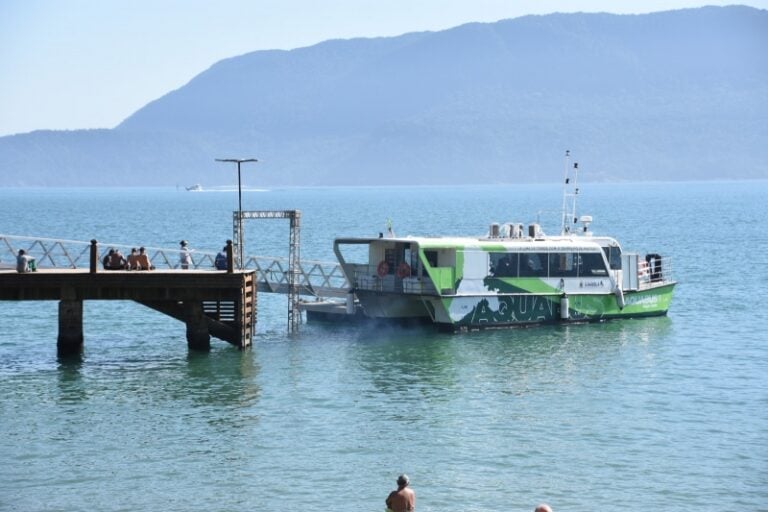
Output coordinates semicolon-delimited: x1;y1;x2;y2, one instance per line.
1;0;766;137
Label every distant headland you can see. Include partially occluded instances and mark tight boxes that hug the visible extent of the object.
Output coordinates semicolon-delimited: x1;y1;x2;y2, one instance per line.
1;5;766;186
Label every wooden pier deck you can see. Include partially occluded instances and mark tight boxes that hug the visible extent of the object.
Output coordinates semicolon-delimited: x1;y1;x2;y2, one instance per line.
0;267;256;354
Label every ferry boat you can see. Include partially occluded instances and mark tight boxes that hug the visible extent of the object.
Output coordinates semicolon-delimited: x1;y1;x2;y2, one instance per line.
332;153;675;330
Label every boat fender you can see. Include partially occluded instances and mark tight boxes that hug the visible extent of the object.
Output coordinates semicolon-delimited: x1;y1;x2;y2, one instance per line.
396;262;411;278
560;294;570;320
376;260;389;277
614;286;625;310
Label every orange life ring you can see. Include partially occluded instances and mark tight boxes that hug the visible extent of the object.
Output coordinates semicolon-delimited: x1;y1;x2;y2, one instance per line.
377;260;389;277
396;262;411;278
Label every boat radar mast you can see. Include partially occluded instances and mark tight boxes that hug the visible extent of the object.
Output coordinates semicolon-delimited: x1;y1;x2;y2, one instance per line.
560;150;581;235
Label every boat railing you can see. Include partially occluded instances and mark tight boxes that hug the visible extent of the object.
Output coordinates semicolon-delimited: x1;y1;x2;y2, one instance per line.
350;264;437;295
637;255;674;289
402;276;439;295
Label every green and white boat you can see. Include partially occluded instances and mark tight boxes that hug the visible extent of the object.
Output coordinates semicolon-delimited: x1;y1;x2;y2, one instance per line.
333;153;675;330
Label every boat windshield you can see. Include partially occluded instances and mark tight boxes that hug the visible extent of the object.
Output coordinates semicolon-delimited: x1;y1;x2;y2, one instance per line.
602;246;622;270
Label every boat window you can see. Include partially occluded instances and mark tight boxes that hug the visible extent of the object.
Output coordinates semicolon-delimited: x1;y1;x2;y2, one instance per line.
602;246;622;270
490;252;519;277
423;250;438;268
519;253;548;277
488;251;607;278
578;252;609;277
404;247;419;275
548;253;577;278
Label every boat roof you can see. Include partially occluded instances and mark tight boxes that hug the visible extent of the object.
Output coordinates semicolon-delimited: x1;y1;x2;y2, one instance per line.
335;235;615;252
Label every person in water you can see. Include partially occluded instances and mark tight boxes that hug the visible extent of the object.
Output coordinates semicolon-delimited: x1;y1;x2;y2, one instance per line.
534;504;553;512
386;474;415;512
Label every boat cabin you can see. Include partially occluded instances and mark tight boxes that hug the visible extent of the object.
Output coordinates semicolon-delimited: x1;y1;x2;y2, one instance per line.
334;234;631;297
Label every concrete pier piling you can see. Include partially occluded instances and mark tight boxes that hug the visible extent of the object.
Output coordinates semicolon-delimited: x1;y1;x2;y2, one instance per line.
57;299;84;355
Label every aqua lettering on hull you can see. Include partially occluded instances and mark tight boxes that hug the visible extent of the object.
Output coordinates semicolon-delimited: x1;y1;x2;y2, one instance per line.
450;295;559;327
441;284;675;329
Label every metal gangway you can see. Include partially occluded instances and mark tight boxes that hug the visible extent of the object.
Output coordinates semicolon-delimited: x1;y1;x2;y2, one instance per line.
0;234;350;299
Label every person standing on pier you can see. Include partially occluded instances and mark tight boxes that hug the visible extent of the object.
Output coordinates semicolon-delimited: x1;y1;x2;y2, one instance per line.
386;474;415;512
179;240;192;270
214;246;228;270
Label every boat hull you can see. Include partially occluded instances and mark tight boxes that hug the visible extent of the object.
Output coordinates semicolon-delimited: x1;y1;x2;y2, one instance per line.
429;282;676;329
355;290;431;319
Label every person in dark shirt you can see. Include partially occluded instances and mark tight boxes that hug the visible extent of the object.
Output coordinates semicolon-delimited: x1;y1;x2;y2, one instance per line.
214;247;228;270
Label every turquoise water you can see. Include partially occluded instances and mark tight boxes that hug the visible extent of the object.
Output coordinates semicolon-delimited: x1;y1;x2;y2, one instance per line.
1;181;767;511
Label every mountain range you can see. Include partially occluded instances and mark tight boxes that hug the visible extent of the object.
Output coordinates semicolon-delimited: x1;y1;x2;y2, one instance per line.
1;5;766;186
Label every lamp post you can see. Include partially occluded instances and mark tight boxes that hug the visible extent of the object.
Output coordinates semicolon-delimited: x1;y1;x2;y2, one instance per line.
216;158;258;269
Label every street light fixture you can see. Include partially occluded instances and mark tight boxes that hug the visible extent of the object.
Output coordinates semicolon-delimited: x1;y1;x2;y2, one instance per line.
216;158;258;268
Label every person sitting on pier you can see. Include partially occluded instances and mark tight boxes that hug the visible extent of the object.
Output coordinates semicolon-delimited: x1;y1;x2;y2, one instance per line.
126;248;140;270
136;247;153;270
108;249;127;270
16;249;36;273
102;249;114;269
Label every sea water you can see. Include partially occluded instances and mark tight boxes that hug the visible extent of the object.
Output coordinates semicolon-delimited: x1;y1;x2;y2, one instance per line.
0;181;766;511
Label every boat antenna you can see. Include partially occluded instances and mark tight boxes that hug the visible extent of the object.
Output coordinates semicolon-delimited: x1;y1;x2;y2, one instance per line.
386;218;395;238
560;150;580;235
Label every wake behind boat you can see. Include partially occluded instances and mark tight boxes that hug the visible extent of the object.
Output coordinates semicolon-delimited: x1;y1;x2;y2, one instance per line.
332;152;675;330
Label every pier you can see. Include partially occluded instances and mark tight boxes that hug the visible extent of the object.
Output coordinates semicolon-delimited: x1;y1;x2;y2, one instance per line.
0;240;255;354
0;233;350;354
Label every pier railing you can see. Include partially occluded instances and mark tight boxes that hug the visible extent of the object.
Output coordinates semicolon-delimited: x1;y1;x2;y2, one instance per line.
0;235;349;298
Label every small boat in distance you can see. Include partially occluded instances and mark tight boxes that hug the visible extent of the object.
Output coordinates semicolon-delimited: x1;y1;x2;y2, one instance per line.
186;184;203;192
332;152;676;330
